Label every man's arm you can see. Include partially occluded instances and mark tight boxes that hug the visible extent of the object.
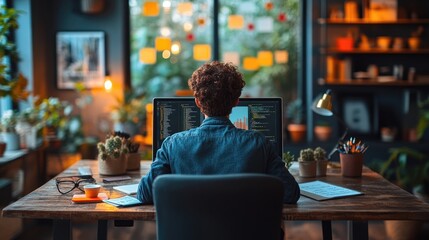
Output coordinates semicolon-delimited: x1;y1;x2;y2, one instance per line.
265;140;300;203
136;142;171;204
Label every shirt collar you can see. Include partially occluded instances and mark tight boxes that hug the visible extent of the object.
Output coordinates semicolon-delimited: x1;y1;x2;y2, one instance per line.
201;116;234;126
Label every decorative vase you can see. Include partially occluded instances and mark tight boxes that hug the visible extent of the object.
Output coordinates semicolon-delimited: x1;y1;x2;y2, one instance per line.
288;124;307;143
316;159;328;177
298;161;317;178
2;132;20;151
126;152;141;171
98;154;128;176
25;127;39;149
340;153;363;177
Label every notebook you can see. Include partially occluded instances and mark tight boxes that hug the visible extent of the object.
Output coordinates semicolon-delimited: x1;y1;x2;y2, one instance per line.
299;180;363;201
113;183;139;195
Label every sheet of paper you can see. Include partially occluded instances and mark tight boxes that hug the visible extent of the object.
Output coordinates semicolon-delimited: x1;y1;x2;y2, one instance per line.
299;180;363;201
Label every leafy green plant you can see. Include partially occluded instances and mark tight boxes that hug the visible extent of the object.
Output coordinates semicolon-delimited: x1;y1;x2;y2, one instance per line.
282;151;295;169
378;147;429;194
0;6;29;101
416;97;429;140
110;89;146;125
287;99;304;124
299;148;314;162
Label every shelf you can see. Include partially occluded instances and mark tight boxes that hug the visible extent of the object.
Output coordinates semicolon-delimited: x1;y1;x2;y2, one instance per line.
322;48;429;54
320;79;429;87
318;18;429;25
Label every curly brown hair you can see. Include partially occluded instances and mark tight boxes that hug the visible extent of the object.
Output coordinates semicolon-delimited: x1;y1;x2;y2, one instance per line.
188;61;245;117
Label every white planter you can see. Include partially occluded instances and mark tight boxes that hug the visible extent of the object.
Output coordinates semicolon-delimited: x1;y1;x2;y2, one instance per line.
2;132;20;151
25;127;39;149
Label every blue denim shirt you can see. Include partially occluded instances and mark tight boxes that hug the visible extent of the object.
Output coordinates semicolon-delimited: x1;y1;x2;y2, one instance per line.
137;116;300;204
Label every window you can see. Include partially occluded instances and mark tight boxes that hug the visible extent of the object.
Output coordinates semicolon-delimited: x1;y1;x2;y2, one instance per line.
130;0;300;103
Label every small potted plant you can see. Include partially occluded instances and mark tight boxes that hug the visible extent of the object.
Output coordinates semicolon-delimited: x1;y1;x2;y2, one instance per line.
287;99;306;143
0;110;20;151
282;151;295;169
314;121;332;142
314;147;328;177
97;135;129;175
113;131;141;170
298;148;316;177
110;90;146;137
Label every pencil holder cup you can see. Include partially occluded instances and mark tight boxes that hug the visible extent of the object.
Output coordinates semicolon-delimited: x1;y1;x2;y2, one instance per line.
340;153;363;177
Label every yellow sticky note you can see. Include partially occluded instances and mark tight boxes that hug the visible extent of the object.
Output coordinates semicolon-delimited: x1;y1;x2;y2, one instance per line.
142;2;159;17
139;48;156;64
228;15;244;29
257;51;273;67
193;44;211;61
155;37;172;51
243;57;259;71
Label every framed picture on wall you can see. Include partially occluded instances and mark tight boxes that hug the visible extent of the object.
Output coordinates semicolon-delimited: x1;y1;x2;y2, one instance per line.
338;94;379;139
56;31;105;89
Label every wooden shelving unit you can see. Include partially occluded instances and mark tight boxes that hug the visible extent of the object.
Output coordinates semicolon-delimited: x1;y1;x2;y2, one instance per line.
322;48;429;54
318;18;429;25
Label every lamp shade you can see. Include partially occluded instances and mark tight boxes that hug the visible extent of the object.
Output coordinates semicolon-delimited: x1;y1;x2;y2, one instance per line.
312;89;333;116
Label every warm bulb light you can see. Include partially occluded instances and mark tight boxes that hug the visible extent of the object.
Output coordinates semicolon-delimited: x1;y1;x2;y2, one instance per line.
162;50;171;59
171;41;181;54
160;27;171;37
183;22;193;32
104;76;112;91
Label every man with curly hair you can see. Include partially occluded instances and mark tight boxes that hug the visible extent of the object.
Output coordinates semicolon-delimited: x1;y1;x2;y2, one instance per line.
137;61;299;205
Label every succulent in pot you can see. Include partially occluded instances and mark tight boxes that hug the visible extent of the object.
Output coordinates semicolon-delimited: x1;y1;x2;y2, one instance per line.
298;148;316;177
314;147;328;177
97;135;129;175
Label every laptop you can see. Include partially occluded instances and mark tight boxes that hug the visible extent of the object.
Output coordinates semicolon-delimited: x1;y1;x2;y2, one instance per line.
152;97;283;160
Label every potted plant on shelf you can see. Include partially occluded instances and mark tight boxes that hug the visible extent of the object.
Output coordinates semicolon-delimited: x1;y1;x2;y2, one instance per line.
298;148;316;177
0;110;20;151
314;147;328;177
15;107;44;149
287;99;306;143
314;121;332;142
97;134;129;175
110;90;146;137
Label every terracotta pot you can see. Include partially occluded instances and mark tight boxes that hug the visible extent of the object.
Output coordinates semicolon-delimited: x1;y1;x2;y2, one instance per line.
98;154;128;176
340;153;363;177
126;152;141;171
314;126;332;141
288;124;307;143
298;161;317;178
316;159;328;177
0;142;6;157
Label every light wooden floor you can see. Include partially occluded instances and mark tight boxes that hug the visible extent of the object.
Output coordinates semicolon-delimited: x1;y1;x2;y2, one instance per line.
14;220;429;240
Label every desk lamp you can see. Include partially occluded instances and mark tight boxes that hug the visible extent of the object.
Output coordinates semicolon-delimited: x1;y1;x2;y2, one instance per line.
312;89;348;160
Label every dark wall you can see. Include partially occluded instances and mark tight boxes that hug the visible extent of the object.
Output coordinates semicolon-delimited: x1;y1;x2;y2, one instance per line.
28;0;129;138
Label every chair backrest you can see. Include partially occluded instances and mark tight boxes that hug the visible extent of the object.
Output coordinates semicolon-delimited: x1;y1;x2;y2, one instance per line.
153;174;284;240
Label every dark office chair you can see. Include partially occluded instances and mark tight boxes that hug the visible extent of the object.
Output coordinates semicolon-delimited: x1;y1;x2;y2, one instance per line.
153;174;285;240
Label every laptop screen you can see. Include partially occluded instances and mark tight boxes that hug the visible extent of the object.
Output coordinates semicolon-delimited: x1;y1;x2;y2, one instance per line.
152;97;283;160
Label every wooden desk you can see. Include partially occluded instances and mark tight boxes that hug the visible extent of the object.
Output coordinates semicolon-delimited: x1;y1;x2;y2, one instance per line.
2;160;429;240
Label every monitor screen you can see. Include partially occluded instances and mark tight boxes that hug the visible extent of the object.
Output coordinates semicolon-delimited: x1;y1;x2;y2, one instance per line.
152;97;283;160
